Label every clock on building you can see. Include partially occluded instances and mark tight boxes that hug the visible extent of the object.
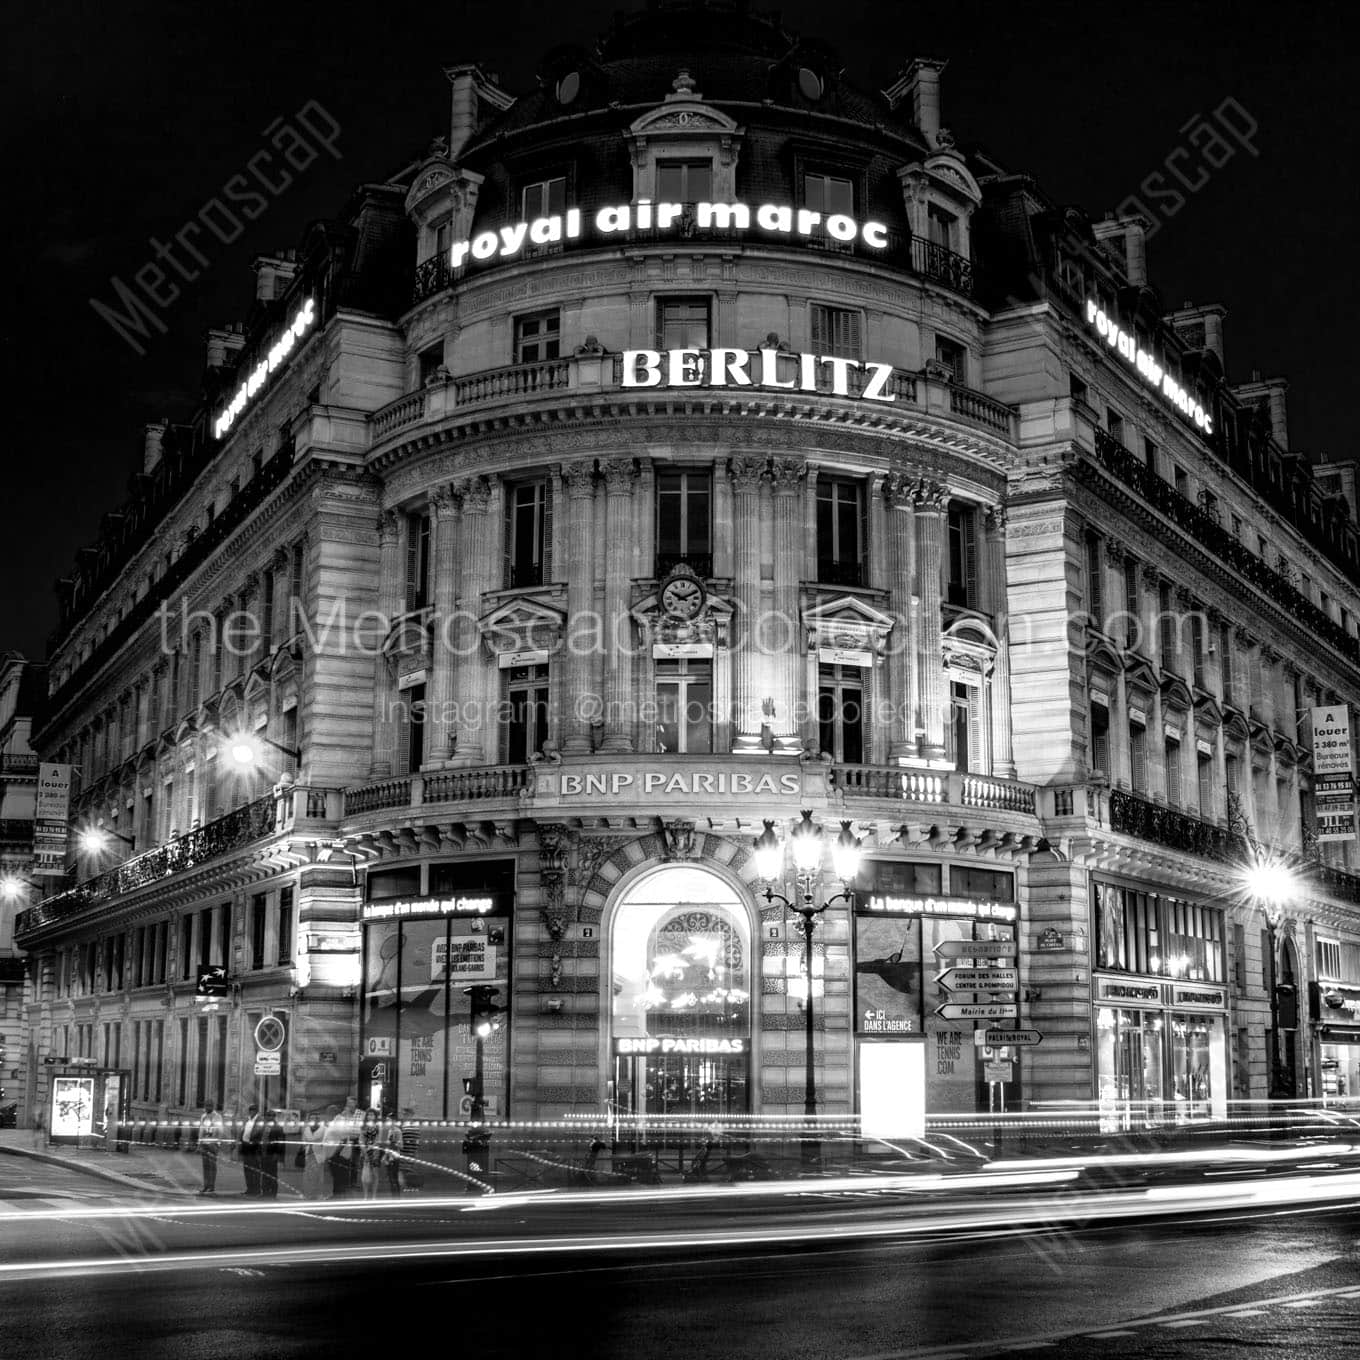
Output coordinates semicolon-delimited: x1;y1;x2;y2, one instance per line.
660;565;706;621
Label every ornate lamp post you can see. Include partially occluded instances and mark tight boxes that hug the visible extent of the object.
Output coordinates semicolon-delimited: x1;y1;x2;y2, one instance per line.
1243;857;1299;1101
753;812;862;1166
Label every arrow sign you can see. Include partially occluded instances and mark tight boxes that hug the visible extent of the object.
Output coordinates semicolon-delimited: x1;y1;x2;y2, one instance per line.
936;967;1018;992
984;1028;1043;1047
933;939;1017;960
935;1002;1018;1021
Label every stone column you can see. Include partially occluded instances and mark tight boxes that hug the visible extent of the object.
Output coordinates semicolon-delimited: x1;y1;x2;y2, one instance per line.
270;549;290;653
425;486;459;766
730;456;766;752
561;461;597;755
913;478;948;761
985;506;1016;777
769;457;804;752
883;471;916;760
600;458;637;752
450;477;493;765
370;511;404;777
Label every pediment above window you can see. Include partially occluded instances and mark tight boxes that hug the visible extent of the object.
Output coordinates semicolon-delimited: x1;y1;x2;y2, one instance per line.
480;595;566;662
803;594;895;659
1192;692;1223;726
1222;706;1250;741
627;80;744;200
1125;657;1158;693
1159;675;1194;712
382;609;433;665
1085;636;1123;677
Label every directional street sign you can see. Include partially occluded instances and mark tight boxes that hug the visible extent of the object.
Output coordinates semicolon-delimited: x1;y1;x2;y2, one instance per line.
933;939;1017;960
983;1028;1043;1047
935;1002;1018;1021
936;967;1018;992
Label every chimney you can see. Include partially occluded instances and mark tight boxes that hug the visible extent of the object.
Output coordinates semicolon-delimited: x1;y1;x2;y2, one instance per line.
884;58;948;149
144;421;167;475
1232;376;1289;449
1093;215;1149;287
252;252;298;302
1166;301;1227;366
445;64;513;161
205;323;245;370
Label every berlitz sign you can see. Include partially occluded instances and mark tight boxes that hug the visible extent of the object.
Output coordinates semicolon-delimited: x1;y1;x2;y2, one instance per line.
449;200;890;271
621;347;900;400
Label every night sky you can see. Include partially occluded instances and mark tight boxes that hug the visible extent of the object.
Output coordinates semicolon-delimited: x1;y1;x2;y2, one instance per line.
3;0;1353;662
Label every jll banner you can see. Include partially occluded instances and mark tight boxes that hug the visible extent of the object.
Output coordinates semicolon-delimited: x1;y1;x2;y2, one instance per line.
33;762;73;875
1311;707;1356;843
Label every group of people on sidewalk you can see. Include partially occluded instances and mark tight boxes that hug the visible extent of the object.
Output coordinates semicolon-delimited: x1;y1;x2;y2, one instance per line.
196;1096;410;1200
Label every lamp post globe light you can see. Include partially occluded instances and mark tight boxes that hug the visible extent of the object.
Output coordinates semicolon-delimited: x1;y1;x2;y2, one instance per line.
753;812;862;1167
1241;856;1301;1103
226;733;301;769
77;826;134;856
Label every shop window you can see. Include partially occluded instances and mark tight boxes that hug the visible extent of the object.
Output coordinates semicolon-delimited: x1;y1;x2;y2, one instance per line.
1317;938;1342;981
816;478;865;586
521;175;567;219
514;308;560;364
277;886;294;966
818;664;864;763
369;866;421;900
947;502;979;608
656;159;712;204
505;665;549;764
655;296;710;350
505;480;549;588
655;469;712;578
251;893;267;970
405;512;431;612
811;304;862;360
934;334;966;385
655;660;713;754
950;867;1015;901
856;860;944;896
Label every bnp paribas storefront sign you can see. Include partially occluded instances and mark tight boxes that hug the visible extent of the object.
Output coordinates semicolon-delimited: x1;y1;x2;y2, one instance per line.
534;758;820;808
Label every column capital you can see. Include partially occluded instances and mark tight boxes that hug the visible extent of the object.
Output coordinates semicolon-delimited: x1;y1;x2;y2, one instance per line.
1234;626;1257;649
769;456;805;494
453;475;492;513
563;460;597;498
985;504;1008;535
270;546;290;569
729;455;767;492
429;484;458;517
912;478;948;512
601;457;638;492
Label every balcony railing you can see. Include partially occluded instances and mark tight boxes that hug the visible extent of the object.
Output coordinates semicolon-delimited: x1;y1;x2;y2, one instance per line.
344;764;532;816
1108;788;1234;862
654;552;713;580
14;786;340;939
453;359;571;407
948;384;1012;434
372;390;426;439
911;238;975;296
1087;429;1360;664
829;764;1037;815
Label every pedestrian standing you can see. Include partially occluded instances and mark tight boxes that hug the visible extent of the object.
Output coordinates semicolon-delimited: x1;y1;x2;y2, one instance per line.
358;1108;383;1200
239;1103;264;1196
301;1111;326;1199
259;1110;285;1199
197;1101;224;1195
320;1102;351;1199
382;1108;404;1195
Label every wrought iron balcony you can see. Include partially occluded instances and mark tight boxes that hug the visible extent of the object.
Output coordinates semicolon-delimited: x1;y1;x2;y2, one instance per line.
1086;429;1360;664
911;238;976;296
1108;788;1235;862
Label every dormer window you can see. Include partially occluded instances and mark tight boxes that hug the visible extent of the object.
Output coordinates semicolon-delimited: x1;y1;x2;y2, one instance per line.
927;203;957;251
804;171;854;217
656;160;712;204
522;176;567;219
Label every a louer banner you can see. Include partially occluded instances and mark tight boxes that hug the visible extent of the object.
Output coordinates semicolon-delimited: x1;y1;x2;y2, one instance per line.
33;762;73;874
1311;707;1356;843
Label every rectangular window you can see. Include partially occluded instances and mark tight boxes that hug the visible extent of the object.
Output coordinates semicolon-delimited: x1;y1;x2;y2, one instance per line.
655;296;710;350
1090;700;1110;776
950;866;1015;901
1159;582;1176;671
655;661;713;754
1174;465;1189;498
1165;736;1182;806
505;665;549;764
947;501;979;608
399;682;426;773
506;480;549;588
418;343;444;385
1197;750;1214;817
521;176;567;219
177;1017;190;1107
1317;938;1343;980
1106;409;1124;444
405;512;431;612
934;335;966;385
251;894;267;971
1085;532;1103;622
213;1015;227;1108
656;159;712;203
181;915;193;980
513;309;561;363
1191;612;1206;689
1144;437;1158;472
277;887;294;966
218;902;231;972
816;479;865;586
1069;372;1088;406
804;171;854;217
194;1016;209;1109
927;203;957;250
655;470;712;577
198;908;212;972
1129;720;1147;792
810;304;862;360
1219;623;1234;704
818;665;865;764
152;1019;164;1103
1124;560;1140;649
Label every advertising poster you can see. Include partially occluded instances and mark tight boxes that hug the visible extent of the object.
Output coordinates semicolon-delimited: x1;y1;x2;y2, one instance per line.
853;916;922;1034
33;762;73;874
1312;705;1356;843
50;1076;94;1139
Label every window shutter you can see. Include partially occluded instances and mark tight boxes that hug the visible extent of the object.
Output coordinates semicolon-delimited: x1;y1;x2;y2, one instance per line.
503;489;515;588
543;479;554;579
963;509;979;607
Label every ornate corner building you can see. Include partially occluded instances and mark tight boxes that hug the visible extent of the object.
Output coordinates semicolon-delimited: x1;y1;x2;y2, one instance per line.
15;2;1360;1133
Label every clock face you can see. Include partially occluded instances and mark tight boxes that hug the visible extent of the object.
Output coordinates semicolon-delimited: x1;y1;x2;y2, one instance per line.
661;575;704;620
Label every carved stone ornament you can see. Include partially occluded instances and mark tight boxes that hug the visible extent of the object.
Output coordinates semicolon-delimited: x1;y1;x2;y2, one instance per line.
601;457;638;491
454;476;492;513
729;455;768;492
661;819;699;861
912;479;949;511
769;457;805;493
563;461;597;497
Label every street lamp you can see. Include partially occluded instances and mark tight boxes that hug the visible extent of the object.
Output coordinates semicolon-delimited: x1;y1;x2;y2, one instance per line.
225;732;301;769
1241;855;1301;1101
753;811;863;1166
0;874;39;902
77;826;135;856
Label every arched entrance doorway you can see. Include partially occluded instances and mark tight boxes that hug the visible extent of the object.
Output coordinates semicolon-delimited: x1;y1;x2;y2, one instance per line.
609;865;753;1120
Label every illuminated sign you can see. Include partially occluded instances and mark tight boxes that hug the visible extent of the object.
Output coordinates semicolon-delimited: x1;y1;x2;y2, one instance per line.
450;200;889;271
213;296;316;440
1171;986;1226;1009
1095;976;1162;1003
861;1010;916;1034
622;347;899;401
50;1076;95;1139
362;895;496;921
613;1035;746;1056
1085;299;1213;435
862;895;1017;922
558;769;801;798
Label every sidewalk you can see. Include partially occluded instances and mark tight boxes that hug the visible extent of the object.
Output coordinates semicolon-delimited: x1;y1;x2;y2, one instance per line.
0;1128;310;1198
